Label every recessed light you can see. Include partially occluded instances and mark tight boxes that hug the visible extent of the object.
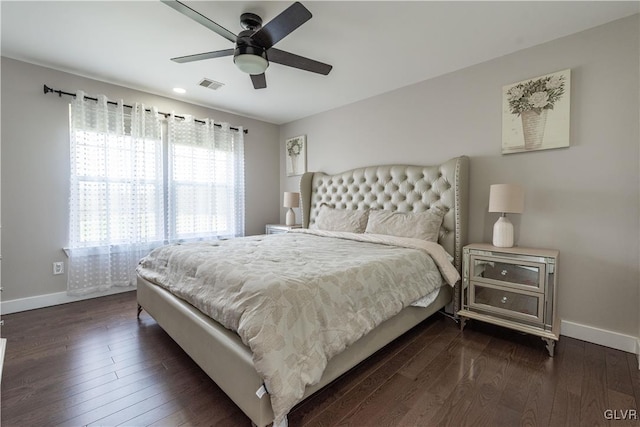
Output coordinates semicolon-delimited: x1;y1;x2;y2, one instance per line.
173;87;186;94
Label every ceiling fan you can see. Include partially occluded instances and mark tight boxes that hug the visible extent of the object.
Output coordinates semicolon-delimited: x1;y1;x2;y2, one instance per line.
162;0;333;89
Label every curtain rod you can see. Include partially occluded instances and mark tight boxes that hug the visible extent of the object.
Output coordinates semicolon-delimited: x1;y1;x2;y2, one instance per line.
43;84;248;134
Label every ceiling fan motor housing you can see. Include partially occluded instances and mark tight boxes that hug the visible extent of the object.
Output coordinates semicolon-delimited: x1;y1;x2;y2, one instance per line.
233;30;269;75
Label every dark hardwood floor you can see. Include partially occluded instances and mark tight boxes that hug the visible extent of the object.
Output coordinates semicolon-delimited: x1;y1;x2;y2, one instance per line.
2;291;639;426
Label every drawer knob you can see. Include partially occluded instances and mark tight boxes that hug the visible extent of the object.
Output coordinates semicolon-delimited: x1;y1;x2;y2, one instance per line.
501;270;508;276
501;296;508;304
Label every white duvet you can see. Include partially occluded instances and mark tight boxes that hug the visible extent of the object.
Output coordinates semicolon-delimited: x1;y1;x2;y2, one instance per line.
137;229;459;424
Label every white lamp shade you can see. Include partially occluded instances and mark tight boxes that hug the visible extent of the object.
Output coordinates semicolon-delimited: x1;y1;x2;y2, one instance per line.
489;184;524;214
283;192;300;208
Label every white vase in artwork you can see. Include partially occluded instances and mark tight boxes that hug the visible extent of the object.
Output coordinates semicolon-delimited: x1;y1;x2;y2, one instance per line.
289;154;298;175
521;109;548;150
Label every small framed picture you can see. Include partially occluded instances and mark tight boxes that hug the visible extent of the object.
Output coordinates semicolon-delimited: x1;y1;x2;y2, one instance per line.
285;135;306;176
502;69;571;154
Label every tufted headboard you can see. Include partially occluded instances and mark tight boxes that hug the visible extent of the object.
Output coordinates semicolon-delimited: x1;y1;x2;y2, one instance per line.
299;156;469;273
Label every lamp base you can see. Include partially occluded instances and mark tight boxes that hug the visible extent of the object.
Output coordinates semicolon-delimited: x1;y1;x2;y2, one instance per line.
493;216;514;247
286;208;296;226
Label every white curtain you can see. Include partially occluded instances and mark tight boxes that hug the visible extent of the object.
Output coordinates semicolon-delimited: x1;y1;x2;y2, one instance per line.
167;115;245;241
67;92;164;295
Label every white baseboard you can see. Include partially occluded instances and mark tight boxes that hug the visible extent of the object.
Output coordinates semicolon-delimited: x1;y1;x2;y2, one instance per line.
2;293;639;362
561;319;638;354
1;286;135;315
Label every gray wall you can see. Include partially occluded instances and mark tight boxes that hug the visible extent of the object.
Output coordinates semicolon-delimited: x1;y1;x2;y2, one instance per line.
280;16;640;338
1;57;281;302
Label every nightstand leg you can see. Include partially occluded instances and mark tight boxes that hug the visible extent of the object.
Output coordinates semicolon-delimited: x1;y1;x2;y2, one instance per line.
459;317;467;331
137;304;143;319
542;337;555;357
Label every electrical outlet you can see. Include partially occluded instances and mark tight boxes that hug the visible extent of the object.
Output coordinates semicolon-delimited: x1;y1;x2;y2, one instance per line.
53;262;64;275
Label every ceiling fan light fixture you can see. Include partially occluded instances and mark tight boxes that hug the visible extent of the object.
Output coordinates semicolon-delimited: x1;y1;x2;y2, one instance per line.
234;54;269;74
233;45;269;75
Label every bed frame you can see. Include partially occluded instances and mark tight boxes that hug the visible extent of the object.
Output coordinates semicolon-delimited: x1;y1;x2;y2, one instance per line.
137;155;469;426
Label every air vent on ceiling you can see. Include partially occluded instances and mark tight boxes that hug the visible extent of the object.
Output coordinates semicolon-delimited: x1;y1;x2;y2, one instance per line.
198;78;225;91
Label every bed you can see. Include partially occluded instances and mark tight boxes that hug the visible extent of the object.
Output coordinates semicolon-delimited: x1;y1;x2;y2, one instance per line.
136;155;469;427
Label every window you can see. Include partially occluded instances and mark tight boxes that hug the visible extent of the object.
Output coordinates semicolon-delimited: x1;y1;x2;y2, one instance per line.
70;130;164;247
168;118;245;241
67;93;244;295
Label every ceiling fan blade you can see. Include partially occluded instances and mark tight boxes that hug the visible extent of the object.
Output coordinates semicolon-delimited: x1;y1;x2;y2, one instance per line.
251;2;312;49
268;48;332;75
171;49;235;64
251;73;267;89
161;0;237;43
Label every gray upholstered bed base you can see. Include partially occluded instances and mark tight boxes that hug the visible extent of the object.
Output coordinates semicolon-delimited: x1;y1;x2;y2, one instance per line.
136;155;469;426
137;277;451;426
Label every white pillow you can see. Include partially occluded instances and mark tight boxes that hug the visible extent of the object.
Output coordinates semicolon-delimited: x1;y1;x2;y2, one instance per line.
365;207;446;242
312;205;369;233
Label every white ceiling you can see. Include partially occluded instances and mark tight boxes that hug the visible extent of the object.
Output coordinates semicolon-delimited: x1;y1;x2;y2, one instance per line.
2;1;638;124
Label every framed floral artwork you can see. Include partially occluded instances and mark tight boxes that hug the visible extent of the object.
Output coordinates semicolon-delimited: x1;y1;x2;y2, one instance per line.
502;69;571;154
285;135;306;176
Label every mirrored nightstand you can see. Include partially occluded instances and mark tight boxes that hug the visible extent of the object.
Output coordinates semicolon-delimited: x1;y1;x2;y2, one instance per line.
458;243;560;356
265;224;302;235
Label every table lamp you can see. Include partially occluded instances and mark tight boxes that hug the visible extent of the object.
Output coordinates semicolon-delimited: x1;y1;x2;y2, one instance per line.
489;184;524;248
283;192;300;226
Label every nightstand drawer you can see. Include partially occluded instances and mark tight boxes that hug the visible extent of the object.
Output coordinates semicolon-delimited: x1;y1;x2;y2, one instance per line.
470;282;544;325
470;254;545;293
266;226;289;235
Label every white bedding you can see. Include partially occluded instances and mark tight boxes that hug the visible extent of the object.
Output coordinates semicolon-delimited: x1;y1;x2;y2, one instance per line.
136;230;458;423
